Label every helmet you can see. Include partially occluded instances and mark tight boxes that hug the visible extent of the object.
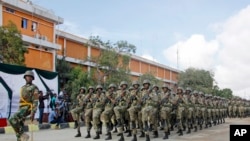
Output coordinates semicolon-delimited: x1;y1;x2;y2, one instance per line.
108;83;117;89
129;86;134;91
143;80;150;85
177;87;183;91
96;85;103;90
132;80;140;86
162;83;169;89
152;85;159;89
193;90;198;94
88;86;95;90
186;87;192;92
205;94;209;97
120;81;128;87
79;87;86;91
199;91;204;96
23;70;34;80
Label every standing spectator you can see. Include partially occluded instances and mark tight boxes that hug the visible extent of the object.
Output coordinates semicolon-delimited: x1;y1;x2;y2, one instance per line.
50;93;57;110
38;91;48;124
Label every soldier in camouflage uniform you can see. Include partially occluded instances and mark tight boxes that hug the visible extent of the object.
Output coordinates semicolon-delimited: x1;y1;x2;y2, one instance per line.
84;86;95;138
175;87;185;136
114;81;129;141
185;87;194;134
9;70;39;141
127;80;142;141
71;87;86;137
92;85;106;139
192;90;199;132
141;80;160;141
198;91;206;130
212;96;218;125
159;83;172;139
206;94;213;127
101;83;117;140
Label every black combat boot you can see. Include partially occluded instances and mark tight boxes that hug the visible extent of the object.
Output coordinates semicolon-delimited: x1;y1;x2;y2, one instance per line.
183;126;186;131
74;131;81;137
153;131;158;138
205;124;208;128
149;124;153;131
139;131;145;137
170;125;174;131
127;130;132;137
200;124;202;130
146;134;150;141
85;131;91;138
118;133;125;141
194;126;197;132
178;129;183;136
93;132;100;139
105;132;112;140
99;123;103;134
131;134;137;141
74;121;78;129
163;132;168;139
186;128;191;134
113;127;118;133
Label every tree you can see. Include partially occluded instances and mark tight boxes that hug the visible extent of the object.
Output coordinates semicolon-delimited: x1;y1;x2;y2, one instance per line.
178;67;214;93
65;66;95;101
216;88;233;99
56;56;72;88
88;36;136;87
0;21;28;65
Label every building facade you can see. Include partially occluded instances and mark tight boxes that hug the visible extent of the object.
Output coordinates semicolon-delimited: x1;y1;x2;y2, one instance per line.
1;0;179;86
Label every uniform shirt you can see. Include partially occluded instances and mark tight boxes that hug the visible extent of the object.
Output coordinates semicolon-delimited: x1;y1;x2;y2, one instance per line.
20;83;39;113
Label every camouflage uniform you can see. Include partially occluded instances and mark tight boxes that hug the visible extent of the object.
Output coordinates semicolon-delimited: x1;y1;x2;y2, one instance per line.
9;70;39;141
175;87;185;136
184;88;194;134
92;85;105;139
192;90;200;132
127;81;142;141
101;84;117;140
113;81;129;141
71;87;86;137
198;92;206;130
159;84;172;139
206;94;213;127
141;80;159;141
83;86;95;138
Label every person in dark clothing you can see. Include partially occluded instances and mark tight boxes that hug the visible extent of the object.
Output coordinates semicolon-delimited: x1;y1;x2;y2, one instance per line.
38;91;48;124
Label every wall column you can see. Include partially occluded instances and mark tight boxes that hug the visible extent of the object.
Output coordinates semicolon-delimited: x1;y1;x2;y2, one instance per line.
87;46;91;73
0;3;3;26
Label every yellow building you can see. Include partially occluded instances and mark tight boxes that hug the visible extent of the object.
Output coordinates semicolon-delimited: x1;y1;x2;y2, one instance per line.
1;0;179;86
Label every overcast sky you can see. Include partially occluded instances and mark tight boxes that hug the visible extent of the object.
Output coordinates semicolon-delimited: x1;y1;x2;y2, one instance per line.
33;0;250;99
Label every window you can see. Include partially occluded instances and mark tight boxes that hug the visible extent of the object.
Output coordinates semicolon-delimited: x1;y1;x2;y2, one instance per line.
6;7;15;13
21;18;28;29
31;22;37;32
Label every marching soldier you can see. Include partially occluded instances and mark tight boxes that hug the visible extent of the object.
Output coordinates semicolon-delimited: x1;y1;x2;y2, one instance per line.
9;70;39;141
92;85;106;139
192;90;199;132
141;79;160;141
160;83;172;139
101;83;117;140
84;86;95;138
127;80;142;141
114;81;129;141
175;87;185;136
71;87;86;137
184;87;194;134
198;91;206;130
206;94;213;127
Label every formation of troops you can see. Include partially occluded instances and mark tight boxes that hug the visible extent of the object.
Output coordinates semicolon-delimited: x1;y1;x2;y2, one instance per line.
70;80;250;141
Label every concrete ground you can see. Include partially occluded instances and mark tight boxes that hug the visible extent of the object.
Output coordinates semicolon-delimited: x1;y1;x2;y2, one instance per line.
1;118;249;141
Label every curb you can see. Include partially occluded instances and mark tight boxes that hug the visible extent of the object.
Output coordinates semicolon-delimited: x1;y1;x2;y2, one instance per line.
0;122;84;134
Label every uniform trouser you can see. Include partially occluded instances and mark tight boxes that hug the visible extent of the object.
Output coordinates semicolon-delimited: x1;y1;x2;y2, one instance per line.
177;106;185;130
194;107;200;127
8;106;30;139
71;106;83;121
160;107;171;132
84;108;93;131
207;108;212;123
228;106;233;117
233;106;238;117
101;107;114;132
238;106;244;118
113;106;127;134
128;106;140;134
141;106;157;135
200;107;206;125
92;108;103;132
187;107;194;128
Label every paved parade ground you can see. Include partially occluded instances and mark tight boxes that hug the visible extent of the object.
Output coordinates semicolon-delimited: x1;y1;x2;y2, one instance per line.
0;118;249;141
